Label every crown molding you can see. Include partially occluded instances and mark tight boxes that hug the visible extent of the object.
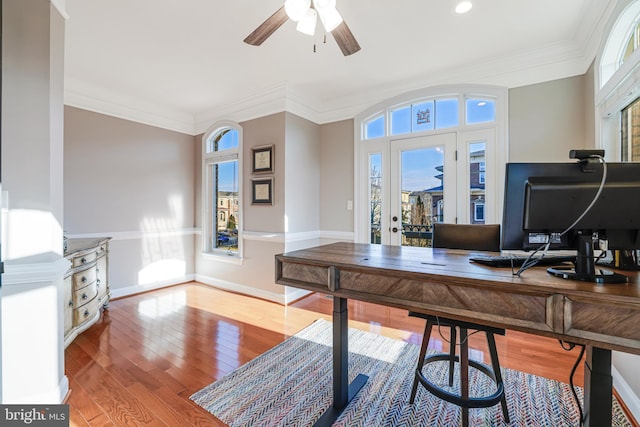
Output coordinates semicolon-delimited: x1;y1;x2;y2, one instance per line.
64;77;196;135
64;39;599;135
51;0;69;20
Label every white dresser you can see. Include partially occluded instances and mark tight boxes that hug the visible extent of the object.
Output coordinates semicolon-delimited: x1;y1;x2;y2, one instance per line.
63;237;111;347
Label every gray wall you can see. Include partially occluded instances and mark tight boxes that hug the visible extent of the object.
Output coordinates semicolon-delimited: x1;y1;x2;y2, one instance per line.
509;74;593;162
64;106;196;295
242;112;286;233
320;119;354;233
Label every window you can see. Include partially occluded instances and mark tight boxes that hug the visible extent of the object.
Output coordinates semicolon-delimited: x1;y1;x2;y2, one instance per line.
203;123;242;256
598;0;640;159
473;200;485;222
621;97;640;161
355;86;506;245
621;20;640;65
364;94;494;140
389;98;459;137
364;115;385;139
466;98;496;124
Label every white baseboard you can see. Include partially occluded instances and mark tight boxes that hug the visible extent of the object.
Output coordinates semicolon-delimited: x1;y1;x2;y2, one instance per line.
613;365;640;423
110;274;195;299
195;274;286;304
109;273;311;307
2;376;69;405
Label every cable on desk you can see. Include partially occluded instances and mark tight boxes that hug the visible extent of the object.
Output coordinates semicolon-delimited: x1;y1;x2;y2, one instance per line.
512;241;551;277
514;155;607;279
559;340;586;425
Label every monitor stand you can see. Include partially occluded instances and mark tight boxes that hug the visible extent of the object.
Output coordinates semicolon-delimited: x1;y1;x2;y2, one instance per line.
547;234;629;284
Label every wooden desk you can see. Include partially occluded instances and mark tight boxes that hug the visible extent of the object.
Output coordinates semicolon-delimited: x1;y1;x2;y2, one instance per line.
275;242;640;426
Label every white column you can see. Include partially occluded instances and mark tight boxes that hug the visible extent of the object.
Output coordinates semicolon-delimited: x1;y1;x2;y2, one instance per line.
1;0;69;403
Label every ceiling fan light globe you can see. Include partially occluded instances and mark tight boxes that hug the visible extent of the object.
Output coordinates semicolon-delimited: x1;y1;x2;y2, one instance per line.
455;1;473;14
319;7;343;32
312;0;336;12
285;0;311;22
296;8;317;35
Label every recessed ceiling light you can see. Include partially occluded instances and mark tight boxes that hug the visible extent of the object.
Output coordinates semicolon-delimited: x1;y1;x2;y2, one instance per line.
455;1;473;14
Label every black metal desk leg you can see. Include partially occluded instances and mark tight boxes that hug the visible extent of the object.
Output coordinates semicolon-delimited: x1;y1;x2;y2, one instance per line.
583;346;612;427
313;297;368;427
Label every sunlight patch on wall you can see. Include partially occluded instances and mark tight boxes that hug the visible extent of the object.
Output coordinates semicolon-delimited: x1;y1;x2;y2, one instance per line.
2;208;63;261
138;194;188;285
138;259;186;285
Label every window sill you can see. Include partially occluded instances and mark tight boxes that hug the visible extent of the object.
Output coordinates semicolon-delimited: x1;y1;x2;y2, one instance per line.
202;251;244;265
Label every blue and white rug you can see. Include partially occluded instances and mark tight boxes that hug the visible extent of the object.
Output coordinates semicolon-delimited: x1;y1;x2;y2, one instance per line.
191;319;631;426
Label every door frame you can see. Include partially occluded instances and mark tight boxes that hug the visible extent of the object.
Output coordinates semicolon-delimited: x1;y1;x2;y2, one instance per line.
354;86;509;245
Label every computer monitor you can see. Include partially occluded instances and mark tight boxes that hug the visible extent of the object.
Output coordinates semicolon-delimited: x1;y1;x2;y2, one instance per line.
501;156;640;283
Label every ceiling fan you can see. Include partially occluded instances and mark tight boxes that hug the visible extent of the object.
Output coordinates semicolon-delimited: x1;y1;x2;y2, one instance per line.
244;0;361;56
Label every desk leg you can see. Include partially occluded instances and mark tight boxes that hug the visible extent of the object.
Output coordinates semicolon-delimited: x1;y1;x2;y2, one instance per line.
313;297;368;427
583;346;612;427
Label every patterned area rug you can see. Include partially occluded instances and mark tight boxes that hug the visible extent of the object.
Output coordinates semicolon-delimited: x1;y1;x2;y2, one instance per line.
191;319;631;426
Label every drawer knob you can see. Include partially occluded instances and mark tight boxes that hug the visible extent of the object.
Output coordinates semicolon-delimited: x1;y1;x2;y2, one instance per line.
83;310;90;318
68;300;73;307
81;257;86;264
82;293;88;300
81;276;87;283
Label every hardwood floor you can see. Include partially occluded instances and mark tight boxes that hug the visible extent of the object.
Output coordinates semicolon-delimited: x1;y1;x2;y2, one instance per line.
65;282;633;426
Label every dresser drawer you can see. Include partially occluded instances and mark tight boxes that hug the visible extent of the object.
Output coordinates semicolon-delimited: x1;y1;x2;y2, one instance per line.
97;242;108;257
73;281;98;308
71;250;97;268
64;276;73;337
74;296;99;327
72;265;97;290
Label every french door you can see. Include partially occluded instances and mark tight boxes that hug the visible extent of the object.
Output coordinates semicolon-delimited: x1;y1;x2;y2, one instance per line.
362;129;495;247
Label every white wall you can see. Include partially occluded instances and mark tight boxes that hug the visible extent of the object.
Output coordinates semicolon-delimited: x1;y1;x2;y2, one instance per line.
1;0;69;404
284;113;320;236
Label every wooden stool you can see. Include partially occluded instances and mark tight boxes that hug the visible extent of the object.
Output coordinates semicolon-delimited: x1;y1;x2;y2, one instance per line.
409;313;510;426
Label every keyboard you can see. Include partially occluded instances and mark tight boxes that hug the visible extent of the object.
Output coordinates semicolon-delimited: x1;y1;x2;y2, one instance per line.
469;254;575;268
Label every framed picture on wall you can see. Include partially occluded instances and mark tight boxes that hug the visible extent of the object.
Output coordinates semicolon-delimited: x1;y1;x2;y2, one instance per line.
251;178;273;205
252;145;274;174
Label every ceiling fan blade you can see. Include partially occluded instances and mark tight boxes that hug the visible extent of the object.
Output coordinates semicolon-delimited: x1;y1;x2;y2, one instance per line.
331;21;361;56
244;6;289;46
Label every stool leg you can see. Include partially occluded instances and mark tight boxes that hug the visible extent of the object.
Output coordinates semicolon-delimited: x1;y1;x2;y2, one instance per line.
460;328;469;427
486;332;510;423
449;326;457;387
410;319;434;404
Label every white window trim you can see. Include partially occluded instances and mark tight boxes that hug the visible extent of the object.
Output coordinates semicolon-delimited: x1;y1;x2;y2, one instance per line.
354;85;508;243
596;1;640;161
202;120;244;259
